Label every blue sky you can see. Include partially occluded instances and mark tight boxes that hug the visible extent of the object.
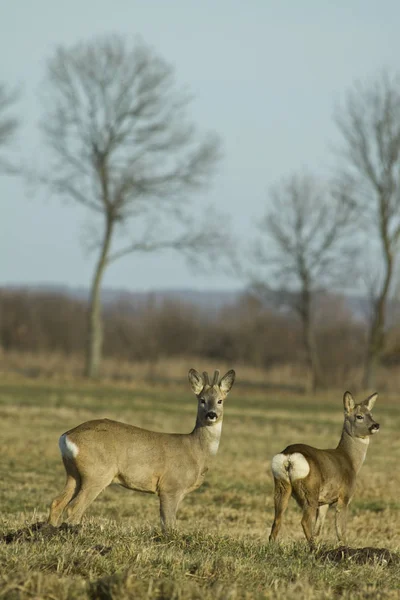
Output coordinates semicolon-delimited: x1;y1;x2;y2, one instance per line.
1;0;398;291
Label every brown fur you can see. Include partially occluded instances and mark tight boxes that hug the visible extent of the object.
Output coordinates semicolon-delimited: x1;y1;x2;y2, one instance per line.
269;391;380;547
48;369;235;530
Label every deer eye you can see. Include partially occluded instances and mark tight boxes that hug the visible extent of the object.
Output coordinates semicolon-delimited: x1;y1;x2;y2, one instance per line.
217;399;223;405
356;414;364;421
200;398;206;405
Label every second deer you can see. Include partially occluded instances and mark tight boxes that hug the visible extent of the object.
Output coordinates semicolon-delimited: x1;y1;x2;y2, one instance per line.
48;368;235;531
269;391;379;547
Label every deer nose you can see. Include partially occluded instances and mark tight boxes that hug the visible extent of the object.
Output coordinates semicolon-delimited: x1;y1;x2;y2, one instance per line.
370;423;380;433
206;411;217;420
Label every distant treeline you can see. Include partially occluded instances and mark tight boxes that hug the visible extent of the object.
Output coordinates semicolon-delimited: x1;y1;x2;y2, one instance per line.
4;287;399;386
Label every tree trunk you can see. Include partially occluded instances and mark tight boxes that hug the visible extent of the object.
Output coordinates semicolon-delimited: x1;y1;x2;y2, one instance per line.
85;218;114;379
299;285;323;393
363;344;380;390
305;324;323;393
362;228;393;390
362;310;385;390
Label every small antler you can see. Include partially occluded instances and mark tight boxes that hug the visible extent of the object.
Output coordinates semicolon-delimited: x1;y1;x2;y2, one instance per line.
202;371;210;386
212;370;220;386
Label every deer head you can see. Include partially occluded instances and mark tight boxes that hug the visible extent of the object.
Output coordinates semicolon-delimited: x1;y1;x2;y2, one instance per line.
188;369;236;427
343;391;380;439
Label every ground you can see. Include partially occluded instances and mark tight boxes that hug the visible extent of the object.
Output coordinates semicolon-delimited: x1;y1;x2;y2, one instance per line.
0;375;399;599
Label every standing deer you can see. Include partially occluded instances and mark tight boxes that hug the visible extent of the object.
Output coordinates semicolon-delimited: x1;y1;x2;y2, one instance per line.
48;369;235;530
269;391;379;547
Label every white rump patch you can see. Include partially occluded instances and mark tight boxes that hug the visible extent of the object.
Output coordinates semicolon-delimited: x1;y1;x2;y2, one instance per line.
271;453;291;482
288;452;310;480
271;452;310;482
59;434;79;459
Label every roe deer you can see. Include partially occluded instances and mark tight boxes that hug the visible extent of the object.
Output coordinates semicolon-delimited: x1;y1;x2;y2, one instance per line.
48;369;235;530
269;391;379;547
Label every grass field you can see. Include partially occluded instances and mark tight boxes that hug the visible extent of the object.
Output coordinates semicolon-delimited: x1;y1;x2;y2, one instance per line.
0;373;399;599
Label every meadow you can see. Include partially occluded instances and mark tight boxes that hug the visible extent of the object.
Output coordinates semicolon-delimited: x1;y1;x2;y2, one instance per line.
0;368;399;599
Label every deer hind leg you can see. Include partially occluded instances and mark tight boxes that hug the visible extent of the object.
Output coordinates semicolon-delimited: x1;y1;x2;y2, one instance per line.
301;503;318;548
292;482;318;548
48;460;81;526
48;475;80;526
269;478;292;542
65;475;111;525
314;504;329;538
159;492;184;532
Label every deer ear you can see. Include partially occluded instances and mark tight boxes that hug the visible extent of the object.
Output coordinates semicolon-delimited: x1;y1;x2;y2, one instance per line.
188;369;204;395
363;392;378;411
343;391;355;414
219;370;236;394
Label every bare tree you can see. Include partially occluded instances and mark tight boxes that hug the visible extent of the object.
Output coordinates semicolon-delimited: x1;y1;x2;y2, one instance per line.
0;82;20;352
335;71;400;389
39;35;223;378
250;172;354;391
0;82;19;173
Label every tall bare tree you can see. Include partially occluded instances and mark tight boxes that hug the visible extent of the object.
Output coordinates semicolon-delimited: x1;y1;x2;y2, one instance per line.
335;71;400;389
0;82;19;352
39;35;223;378
250;172;354;391
0;82;19;173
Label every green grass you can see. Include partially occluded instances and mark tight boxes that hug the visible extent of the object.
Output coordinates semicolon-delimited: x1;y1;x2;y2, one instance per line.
0;377;400;598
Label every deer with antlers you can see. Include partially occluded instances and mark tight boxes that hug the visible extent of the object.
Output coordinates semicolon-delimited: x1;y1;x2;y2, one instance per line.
48;368;235;530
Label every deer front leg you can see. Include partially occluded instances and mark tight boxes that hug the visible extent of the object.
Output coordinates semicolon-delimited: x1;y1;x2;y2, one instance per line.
335;499;349;544
159;492;183;532
314;504;329;538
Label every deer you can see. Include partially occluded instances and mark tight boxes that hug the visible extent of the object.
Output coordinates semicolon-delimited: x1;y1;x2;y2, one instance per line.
48;368;235;531
269;391;379;548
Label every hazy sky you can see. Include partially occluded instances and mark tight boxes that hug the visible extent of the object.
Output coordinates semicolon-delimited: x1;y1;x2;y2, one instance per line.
1;1;398;291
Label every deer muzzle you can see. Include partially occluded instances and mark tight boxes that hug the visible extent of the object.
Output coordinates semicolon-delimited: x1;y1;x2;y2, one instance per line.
369;423;380;434
206;411;218;422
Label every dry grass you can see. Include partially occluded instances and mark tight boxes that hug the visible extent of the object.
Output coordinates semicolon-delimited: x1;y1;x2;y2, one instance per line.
3;349;400;393
0;373;399;598
0;350;308;388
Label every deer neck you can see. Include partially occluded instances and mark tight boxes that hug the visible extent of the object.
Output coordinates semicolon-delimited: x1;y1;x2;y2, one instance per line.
191;419;223;458
336;426;369;474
